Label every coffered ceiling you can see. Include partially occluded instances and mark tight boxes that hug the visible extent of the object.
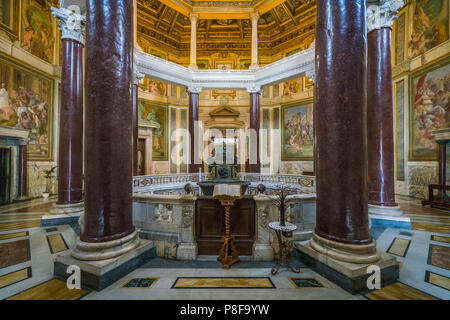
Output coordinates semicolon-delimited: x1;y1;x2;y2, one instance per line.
137;0;316;64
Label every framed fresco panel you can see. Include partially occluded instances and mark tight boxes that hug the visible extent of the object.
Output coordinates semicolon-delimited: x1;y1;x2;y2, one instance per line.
0;0;19;41
20;0;55;64
138;99;168;161
409;56;450;161
410;0;449;59
0;54;54;161
281;100;314;161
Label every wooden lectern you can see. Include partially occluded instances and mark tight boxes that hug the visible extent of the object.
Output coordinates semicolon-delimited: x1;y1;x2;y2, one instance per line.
213;184;242;269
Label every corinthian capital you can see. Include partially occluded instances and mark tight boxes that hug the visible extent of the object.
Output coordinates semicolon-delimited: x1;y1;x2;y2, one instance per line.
367;0;404;32
52;6;86;43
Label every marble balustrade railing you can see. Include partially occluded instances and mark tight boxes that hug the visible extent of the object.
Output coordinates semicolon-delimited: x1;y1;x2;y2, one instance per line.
133;173;316;194
132;192;316;261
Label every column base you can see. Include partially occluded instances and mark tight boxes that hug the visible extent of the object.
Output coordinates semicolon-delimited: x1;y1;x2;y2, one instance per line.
252;243;274;261
310;233;381;264
71;230;140;261
177;243;198;260
368;204;412;229
368;204;403;216
54;239;156;291
189;65;199;71
50;201;84;215
249;64;259;70
295;241;399;294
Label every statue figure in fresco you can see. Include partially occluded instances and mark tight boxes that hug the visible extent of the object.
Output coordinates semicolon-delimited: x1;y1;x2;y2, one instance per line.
147;109;163;153
0;83;16;123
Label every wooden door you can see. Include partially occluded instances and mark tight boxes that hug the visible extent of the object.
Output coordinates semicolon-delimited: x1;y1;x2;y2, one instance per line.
195;196;255;255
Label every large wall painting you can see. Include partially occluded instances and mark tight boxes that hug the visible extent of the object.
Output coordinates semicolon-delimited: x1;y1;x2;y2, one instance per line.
281;101;314;161
0;55;54;161
20;0;55;63
410;0;449;59
0;0;18;40
138;99;168;161
409;57;450;161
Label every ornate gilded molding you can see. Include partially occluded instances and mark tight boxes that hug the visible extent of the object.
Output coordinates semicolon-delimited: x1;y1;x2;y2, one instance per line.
367;0;404;32
51;6;86;43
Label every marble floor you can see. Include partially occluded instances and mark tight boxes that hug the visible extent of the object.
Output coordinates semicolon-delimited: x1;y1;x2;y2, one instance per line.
0;197;448;300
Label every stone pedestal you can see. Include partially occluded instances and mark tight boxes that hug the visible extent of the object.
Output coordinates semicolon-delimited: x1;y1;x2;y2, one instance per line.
55;240;155;291
296;241;399;294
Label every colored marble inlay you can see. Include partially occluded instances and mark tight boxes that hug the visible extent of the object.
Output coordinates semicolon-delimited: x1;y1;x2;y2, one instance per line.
365;282;438;300
431;235;450;244
0;231;28;240
425;271;450;291
0;214;44;221
399;231;413;237
46;234;69;254
289;278;325;289
5;202;54;214
0;239;30;268
387;237;411;257
0;267;31;289
0;220;41;232
122;277;158;288
8;279;88;300
412;223;450;234
45;227;58;233
428;244;450;271
172;277;275;289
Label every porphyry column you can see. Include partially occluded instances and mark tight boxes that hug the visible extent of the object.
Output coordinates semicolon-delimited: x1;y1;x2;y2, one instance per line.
311;0;380;263
188;87;202;174
367;0;404;216
72;0;139;260
249;89;261;173
50;7;86;214
132;62;144;176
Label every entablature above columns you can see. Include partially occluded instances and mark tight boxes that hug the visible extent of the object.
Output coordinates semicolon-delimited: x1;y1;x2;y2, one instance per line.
135;44;315;93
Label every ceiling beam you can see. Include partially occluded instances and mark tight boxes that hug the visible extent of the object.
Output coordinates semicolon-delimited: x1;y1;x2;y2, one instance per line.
281;3;297;26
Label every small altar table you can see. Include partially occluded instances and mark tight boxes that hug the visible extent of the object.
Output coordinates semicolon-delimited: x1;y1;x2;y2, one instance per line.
269;221;301;275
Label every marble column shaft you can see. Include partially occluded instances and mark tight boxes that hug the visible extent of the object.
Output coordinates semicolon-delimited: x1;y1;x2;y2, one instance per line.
249;92;261;173
367;27;397;207
83;0;134;243
314;0;372;244
133;83;138;176
57;38;84;205
189;92;201;173
18;144;27;198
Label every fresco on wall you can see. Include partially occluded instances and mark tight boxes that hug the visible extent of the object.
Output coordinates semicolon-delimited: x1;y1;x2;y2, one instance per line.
410;0;449;59
20;0;54;63
0;0;12;27
138;99;168;161
283;79;301;96
410;57;450;160
149;80;167;96
0;57;53;160
281;102;314;161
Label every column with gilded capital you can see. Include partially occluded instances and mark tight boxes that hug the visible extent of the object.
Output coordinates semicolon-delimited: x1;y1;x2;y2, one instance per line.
50;6;85;214
249;88;261;173
189;14;198;70
188;87;202;173
250;13;259;70
367;1;404;216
